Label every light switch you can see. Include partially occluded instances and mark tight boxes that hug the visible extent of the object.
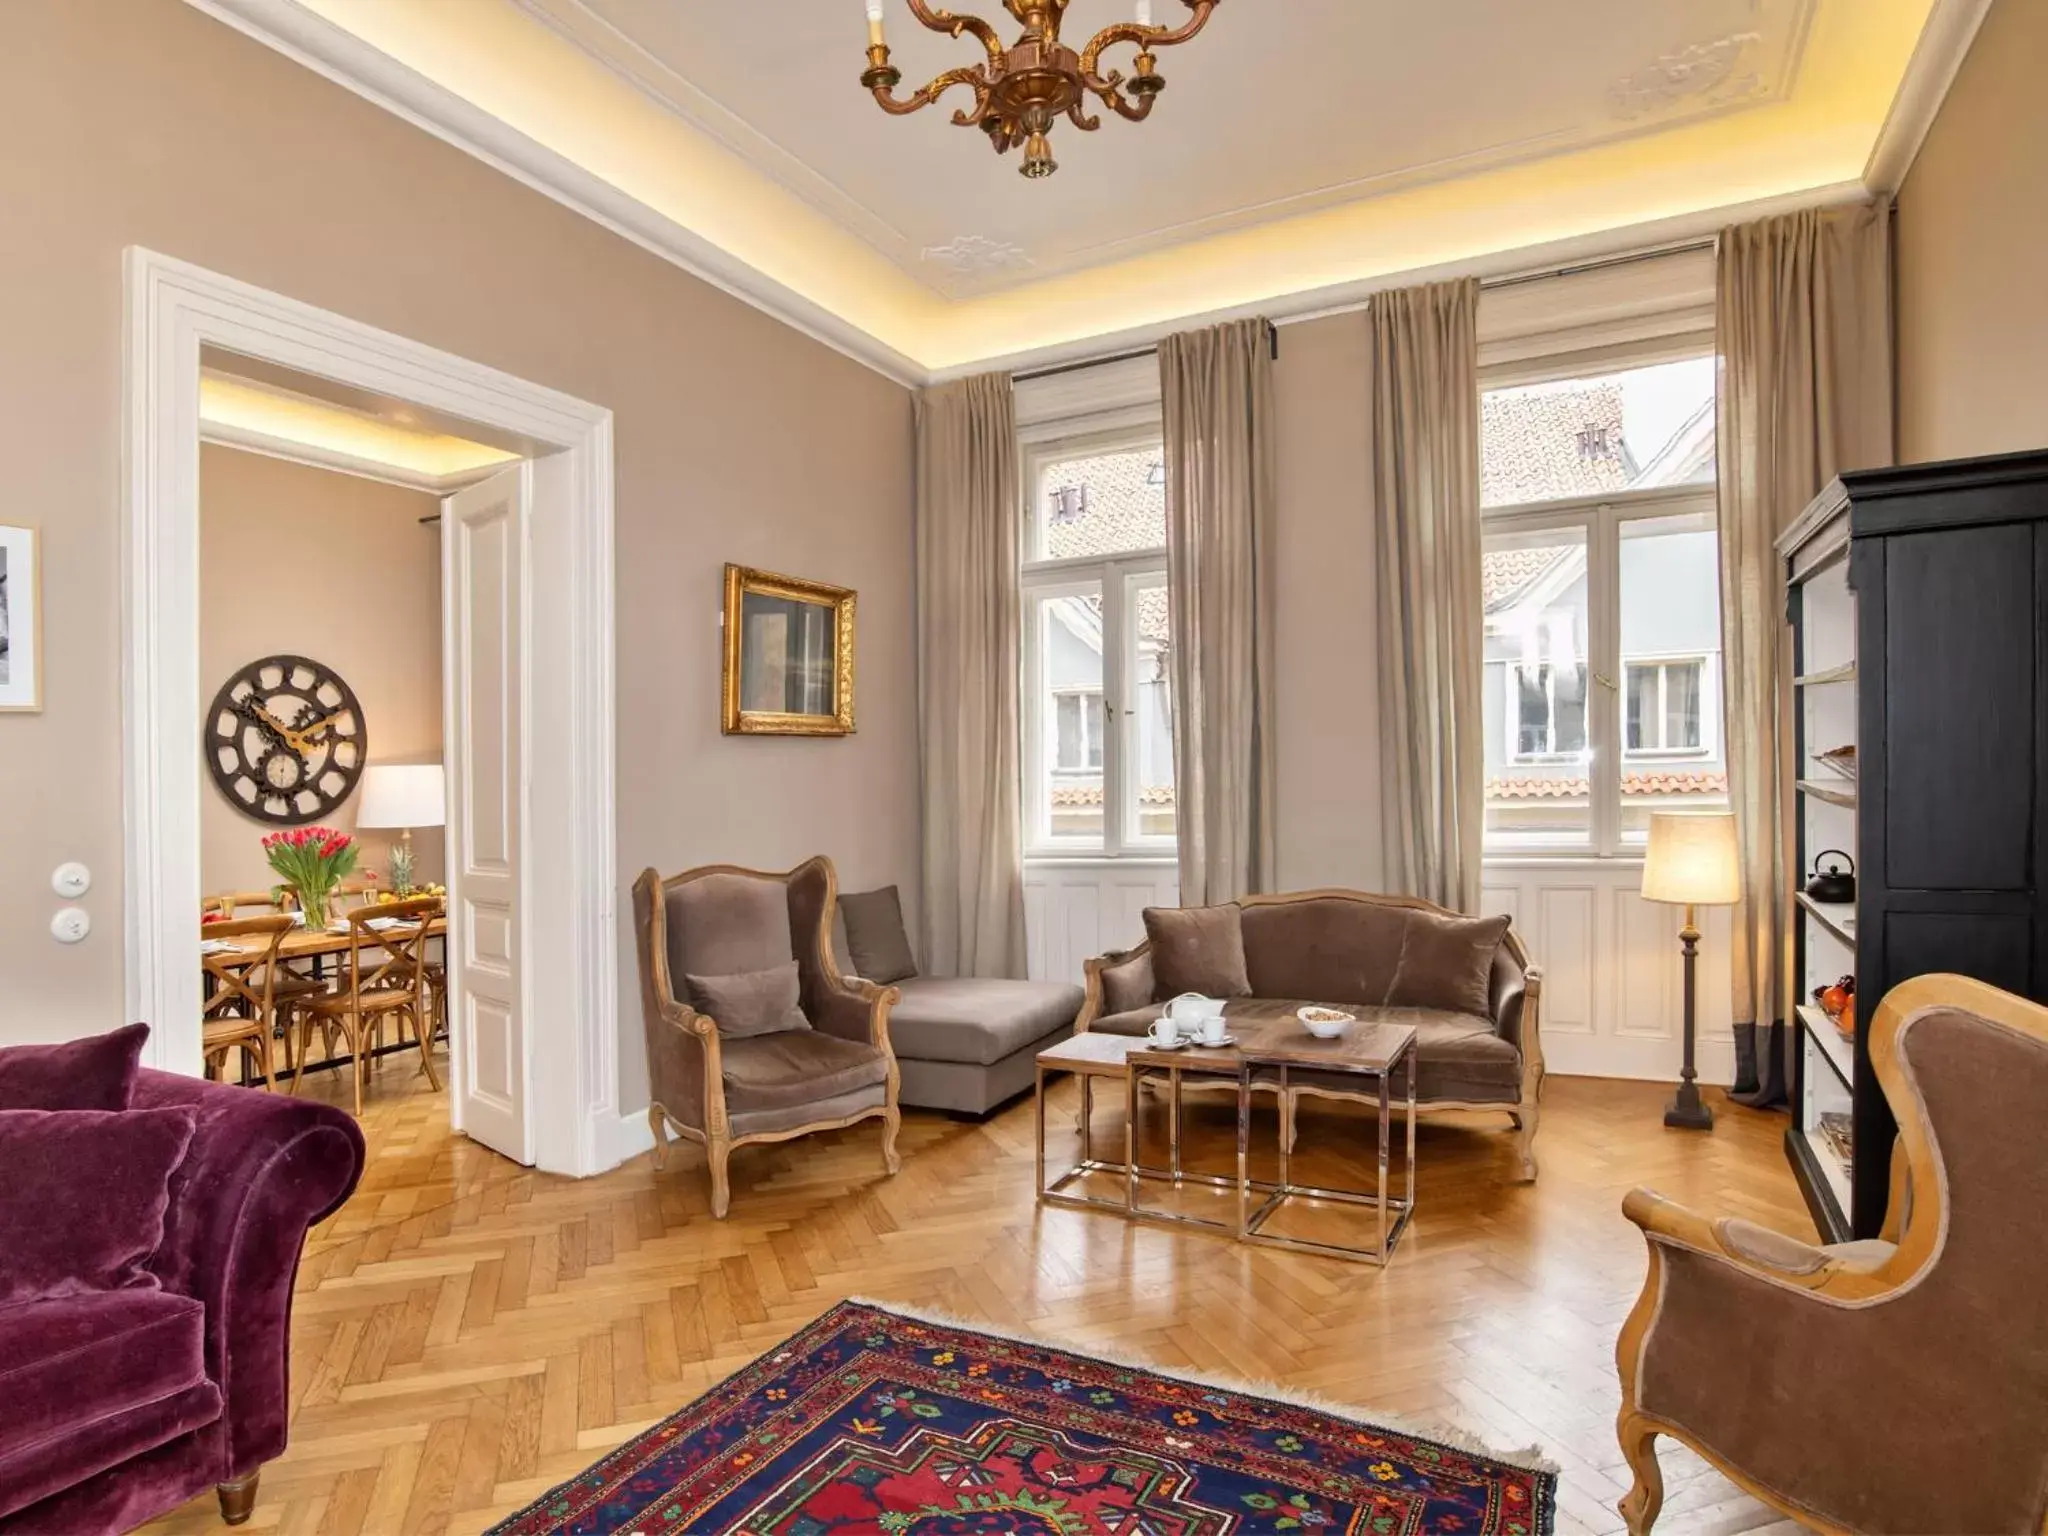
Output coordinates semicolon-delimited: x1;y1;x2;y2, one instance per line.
51;907;92;945
51;862;91;899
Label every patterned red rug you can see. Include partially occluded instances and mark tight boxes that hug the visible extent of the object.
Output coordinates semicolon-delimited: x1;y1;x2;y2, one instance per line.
490;1300;1554;1535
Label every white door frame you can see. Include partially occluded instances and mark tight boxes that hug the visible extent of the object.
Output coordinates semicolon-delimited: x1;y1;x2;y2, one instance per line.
122;247;618;1176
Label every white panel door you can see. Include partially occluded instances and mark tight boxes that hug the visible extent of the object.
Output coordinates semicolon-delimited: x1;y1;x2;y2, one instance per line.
443;465;530;1164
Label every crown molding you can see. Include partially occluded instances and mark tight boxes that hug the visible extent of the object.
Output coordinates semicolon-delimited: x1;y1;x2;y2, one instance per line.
1862;0;1994;193
182;0;927;387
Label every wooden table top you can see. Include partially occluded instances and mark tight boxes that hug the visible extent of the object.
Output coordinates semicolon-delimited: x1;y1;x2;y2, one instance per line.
202;916;447;965
1054;1014;1417;1079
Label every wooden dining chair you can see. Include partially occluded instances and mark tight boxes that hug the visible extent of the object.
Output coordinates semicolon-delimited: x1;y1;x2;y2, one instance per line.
290;896;442;1115
200;914;299;1089
204;890;284;920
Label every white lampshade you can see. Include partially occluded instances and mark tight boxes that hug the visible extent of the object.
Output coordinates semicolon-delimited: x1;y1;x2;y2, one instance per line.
1641;812;1741;906
355;763;446;830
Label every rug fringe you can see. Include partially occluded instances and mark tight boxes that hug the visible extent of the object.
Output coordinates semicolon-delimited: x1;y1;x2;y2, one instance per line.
838;1294;1561;1478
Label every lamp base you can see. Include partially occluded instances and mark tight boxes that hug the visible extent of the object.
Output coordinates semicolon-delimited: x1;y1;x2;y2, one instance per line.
1663;1082;1715;1131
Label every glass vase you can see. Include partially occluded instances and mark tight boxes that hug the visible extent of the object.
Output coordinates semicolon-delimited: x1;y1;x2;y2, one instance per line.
297;884;333;930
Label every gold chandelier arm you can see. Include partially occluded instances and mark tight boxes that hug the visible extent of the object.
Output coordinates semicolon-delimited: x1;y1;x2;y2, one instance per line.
1082;77;1154;123
869;64;991;120
1066;98;1103;133
1078;0;1218;78
902;0;1007;64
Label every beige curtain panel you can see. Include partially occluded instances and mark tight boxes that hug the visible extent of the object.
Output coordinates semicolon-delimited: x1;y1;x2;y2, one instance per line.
1371;278;1484;914
1716;202;1894;1105
915;373;1028;978
1159;319;1279;905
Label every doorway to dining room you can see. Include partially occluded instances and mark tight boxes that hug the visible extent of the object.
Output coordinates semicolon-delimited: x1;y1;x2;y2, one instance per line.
124;249;620;1177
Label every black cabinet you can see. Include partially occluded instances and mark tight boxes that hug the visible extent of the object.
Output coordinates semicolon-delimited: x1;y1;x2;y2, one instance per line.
1780;447;2048;1239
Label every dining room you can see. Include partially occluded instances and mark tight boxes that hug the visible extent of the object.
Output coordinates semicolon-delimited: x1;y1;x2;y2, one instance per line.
191;363;503;1122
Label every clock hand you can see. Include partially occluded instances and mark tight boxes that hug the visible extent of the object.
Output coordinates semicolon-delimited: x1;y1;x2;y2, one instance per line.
237;698;299;751
286;710;345;752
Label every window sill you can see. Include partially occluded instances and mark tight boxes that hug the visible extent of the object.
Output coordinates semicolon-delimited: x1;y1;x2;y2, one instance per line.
1026;853;1179;870
1484;851;1646;870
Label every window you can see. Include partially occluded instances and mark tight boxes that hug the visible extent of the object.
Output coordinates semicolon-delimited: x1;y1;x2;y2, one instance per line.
1481;353;1725;855
1022;430;1175;855
1625;659;1707;756
1053;688;1104;770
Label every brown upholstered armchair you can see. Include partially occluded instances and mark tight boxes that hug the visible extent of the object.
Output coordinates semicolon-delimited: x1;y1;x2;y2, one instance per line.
1615;974;2048;1535
632;857;902;1219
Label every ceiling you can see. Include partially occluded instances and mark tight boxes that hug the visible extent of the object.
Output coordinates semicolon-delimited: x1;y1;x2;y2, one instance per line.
523;0;1820;298
206;0;1979;378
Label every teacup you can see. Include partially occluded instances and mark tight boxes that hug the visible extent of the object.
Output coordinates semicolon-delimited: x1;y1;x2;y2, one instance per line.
1191;1012;1230;1047
1146;1015;1182;1048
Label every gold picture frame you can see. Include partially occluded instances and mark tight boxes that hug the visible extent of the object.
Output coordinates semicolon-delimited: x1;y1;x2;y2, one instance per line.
721;564;856;736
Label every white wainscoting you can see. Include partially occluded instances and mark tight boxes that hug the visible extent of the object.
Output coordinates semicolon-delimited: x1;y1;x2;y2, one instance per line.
1483;858;1736;1085
1024;859;1180;987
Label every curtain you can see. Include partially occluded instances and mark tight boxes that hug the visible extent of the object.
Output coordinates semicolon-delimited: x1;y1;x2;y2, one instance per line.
1371;278;1484;914
1717;203;1894;1105
1159;319;1279;905
915;373;1027;978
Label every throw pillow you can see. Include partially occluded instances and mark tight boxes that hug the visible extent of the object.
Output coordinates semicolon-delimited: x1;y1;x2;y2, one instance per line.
1386;910;1513;1017
0;1022;150;1111
0;1106;197;1305
1144;904;1252;1001
685;960;811;1039
838;887;919;985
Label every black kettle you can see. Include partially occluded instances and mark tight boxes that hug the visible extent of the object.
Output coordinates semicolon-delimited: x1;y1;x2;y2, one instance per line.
1806;850;1856;903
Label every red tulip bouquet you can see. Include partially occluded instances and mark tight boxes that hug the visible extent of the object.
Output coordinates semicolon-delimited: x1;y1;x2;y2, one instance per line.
263;826;360;929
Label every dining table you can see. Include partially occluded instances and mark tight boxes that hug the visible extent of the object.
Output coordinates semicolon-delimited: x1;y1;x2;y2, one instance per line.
201;914;450;1084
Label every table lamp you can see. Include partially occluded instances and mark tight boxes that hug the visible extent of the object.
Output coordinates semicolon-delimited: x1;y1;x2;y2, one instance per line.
1641;811;1741;1130
354;763;445;895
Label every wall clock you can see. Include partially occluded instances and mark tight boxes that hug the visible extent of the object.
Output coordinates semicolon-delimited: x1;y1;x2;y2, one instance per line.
206;655;368;825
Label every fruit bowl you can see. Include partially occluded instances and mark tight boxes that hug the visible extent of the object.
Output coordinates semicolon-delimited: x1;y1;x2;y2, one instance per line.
1297;1006;1355;1040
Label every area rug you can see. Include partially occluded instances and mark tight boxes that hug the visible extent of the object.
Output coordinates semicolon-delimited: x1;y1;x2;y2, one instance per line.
488;1299;1555;1535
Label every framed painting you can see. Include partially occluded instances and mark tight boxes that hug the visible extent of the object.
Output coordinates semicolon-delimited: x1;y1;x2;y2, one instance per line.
0;524;40;713
721;564;856;736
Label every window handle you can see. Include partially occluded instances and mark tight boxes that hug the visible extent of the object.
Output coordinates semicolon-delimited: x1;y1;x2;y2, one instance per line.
1594;672;1619;692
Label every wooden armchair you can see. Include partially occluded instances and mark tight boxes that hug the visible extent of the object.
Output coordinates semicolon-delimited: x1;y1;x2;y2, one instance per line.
1615;974;2048;1535
632;857;901;1219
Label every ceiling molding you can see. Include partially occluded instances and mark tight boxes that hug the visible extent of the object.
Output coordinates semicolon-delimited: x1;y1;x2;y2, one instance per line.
183;0;928;386
932;180;1869;385
199;419;501;494
1862;0;1994;193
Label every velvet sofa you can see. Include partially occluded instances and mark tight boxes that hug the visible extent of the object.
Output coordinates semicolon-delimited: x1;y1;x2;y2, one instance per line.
834;886;1083;1116
1076;890;1545;1179
0;1069;365;1533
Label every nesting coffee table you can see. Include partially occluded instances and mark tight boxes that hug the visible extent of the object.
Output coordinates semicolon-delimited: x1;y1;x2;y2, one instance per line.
1033;1017;1419;1265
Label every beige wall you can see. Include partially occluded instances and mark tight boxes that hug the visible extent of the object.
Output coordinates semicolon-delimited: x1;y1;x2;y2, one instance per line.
0;0;917;1121
1271;314;1386;893
1896;0;2048;463
199;445;445;897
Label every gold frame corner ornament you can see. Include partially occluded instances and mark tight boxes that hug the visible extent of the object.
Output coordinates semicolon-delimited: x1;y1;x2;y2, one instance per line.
721;563;857;737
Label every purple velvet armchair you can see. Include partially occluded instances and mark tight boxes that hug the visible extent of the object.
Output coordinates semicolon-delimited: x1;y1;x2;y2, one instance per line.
0;1070;365;1534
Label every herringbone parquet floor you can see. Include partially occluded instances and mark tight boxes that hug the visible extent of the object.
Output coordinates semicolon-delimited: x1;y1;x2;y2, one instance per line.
141;1054;1814;1536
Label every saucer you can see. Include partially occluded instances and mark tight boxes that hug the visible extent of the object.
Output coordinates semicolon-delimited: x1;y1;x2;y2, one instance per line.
1186;1032;1238;1049
1143;1036;1189;1051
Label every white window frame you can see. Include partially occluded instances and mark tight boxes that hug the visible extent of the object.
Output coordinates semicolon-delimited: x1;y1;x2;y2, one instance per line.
1483;482;1720;858
1622;653;1716;760
1019;412;1173;861
1052;686;1105;771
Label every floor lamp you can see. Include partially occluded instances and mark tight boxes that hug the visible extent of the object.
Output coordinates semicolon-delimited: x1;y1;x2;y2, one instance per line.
1641;811;1741;1131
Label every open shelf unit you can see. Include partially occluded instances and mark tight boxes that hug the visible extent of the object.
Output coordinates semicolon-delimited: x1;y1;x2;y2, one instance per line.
1780;486;1859;1242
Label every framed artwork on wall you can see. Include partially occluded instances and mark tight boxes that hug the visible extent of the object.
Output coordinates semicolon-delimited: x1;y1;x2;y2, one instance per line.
0;524;41;713
721;564;856;736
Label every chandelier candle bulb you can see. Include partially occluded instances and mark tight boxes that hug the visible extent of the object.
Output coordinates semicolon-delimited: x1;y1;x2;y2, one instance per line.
1136;0;1153;23
864;0;885;47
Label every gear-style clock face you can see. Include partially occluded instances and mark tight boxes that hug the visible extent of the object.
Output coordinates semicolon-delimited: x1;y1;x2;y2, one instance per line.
206;655;367;825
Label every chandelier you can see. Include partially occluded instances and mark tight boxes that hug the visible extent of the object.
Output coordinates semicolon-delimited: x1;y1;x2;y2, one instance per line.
859;1;1222;180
